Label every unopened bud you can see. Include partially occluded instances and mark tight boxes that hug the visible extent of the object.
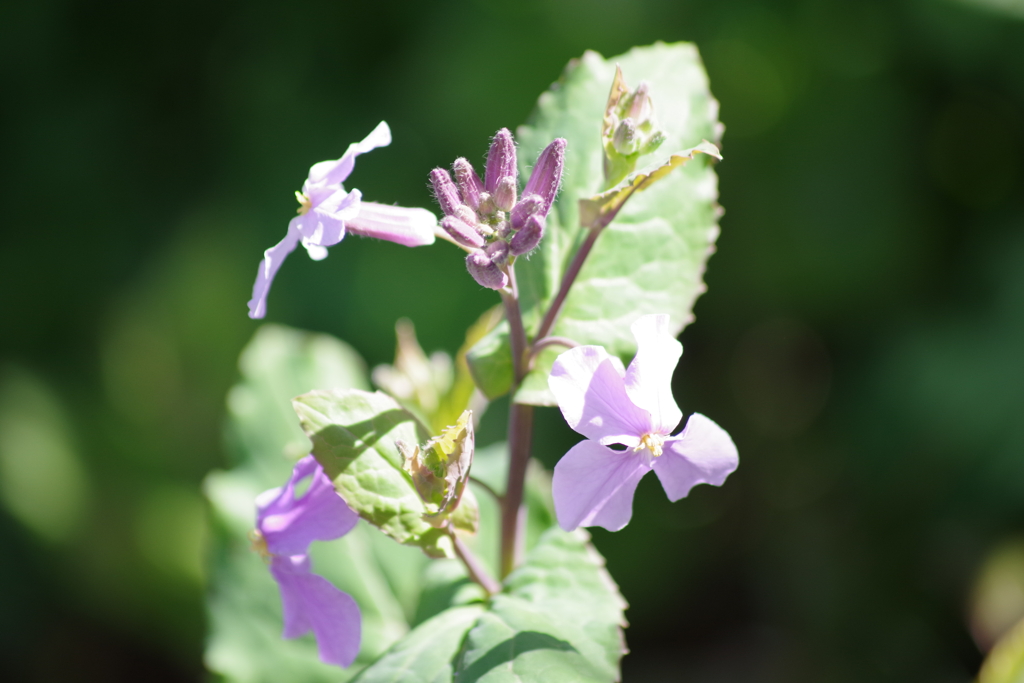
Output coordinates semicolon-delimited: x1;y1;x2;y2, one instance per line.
430;168;463;217
477;192;496;216
522;138;566;215
628;81;652;122
401;410;476;524
494;176;517;212
510;194;543;231
612;118;639;155
640;130;666;155
484;128;517;193
454;205;478;227
453;158;484;210
486;239;509;265
466;249;508;290
441;216;485;248
510;214;545;255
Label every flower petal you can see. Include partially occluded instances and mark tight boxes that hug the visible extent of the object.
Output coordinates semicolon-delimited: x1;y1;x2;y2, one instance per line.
346;202;438;247
247;219;302;319
552;439;652;532
307;121;392;188
270;555;361;667
549;345;651;446
257;455;359;556
653;413;738;501
624;314;683;435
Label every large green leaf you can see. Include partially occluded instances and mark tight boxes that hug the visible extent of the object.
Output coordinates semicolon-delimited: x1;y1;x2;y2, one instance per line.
467;42;723;405
354;528;628;683
205;325;430;682
293;389;453;558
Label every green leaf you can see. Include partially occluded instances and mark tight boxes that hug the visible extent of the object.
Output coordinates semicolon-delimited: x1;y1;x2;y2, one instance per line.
467;42;723;405
205;325;429;682
354;528;627;683
293;389;453;558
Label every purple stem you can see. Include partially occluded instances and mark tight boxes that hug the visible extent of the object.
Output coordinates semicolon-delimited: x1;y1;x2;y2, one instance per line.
535;227;602;342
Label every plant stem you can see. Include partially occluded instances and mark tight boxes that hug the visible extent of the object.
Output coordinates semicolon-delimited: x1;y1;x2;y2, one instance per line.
526;336;579;370
500;401;533;578
535;227;602;341
451;531;501;595
498;261;534;579
469;476;503;502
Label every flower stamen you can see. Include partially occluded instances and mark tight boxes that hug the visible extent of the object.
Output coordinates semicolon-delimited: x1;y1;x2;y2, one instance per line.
248;528;273;563
295;191;312;215
634;432;664;457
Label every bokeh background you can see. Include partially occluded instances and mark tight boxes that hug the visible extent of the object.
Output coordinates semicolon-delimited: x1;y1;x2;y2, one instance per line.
2;0;1024;680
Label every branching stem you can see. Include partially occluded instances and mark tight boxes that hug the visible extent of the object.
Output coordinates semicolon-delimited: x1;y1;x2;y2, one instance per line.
535;227;603;341
451;531;500;595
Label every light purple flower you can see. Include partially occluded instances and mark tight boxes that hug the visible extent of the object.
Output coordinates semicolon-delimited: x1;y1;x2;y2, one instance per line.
253;455;361;667
548;314;739;532
247;122;437;319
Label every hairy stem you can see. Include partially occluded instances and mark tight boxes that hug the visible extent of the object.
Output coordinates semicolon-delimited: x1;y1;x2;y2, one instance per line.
500;266;527;381
535;227;602;341
451;531;501;595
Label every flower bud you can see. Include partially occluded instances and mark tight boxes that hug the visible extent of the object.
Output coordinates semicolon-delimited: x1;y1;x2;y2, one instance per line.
640;130;666;156
477;192;496;216
454;205;477;227
612;118;639;155
466;249;508;290
441;216;485;248
494;176;517;212
510;194;543;231
430;168;463;217
400;410;475;525
484;128;517;193
628;81;652;122
486;238;509;265
510;214;545;255
453;157;484;210
523;138;566;215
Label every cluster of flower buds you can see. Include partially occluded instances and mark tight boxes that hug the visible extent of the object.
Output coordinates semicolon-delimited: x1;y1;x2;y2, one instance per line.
602;69;667;187
430;129;566;289
399;409;476;529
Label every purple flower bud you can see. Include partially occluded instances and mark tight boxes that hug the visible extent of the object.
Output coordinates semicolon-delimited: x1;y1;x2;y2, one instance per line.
494;177;517;212
486;239;509;264
484;128;517;193
453;158;484;210
628;81;652;122
510;194;543;231
454;205;478;227
523;138;566;216
441;216;485;248
612;118;639;155
466;249;508;290
430;168;463;217
477;192;496;216
510;214;545;255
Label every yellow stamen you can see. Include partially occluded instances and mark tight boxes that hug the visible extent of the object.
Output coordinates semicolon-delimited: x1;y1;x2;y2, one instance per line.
295;191;312;215
634;433;664;457
249;529;272;563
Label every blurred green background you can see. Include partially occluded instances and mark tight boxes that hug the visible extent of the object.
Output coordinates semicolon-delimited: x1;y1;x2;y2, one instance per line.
2;0;1023;680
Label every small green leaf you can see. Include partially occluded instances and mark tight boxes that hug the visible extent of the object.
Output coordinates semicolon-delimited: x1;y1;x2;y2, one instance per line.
293;389;453;558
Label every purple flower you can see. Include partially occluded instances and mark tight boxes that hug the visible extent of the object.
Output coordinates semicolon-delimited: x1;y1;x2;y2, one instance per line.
252;455;361;667
548;315;739;532
247;122;437;319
